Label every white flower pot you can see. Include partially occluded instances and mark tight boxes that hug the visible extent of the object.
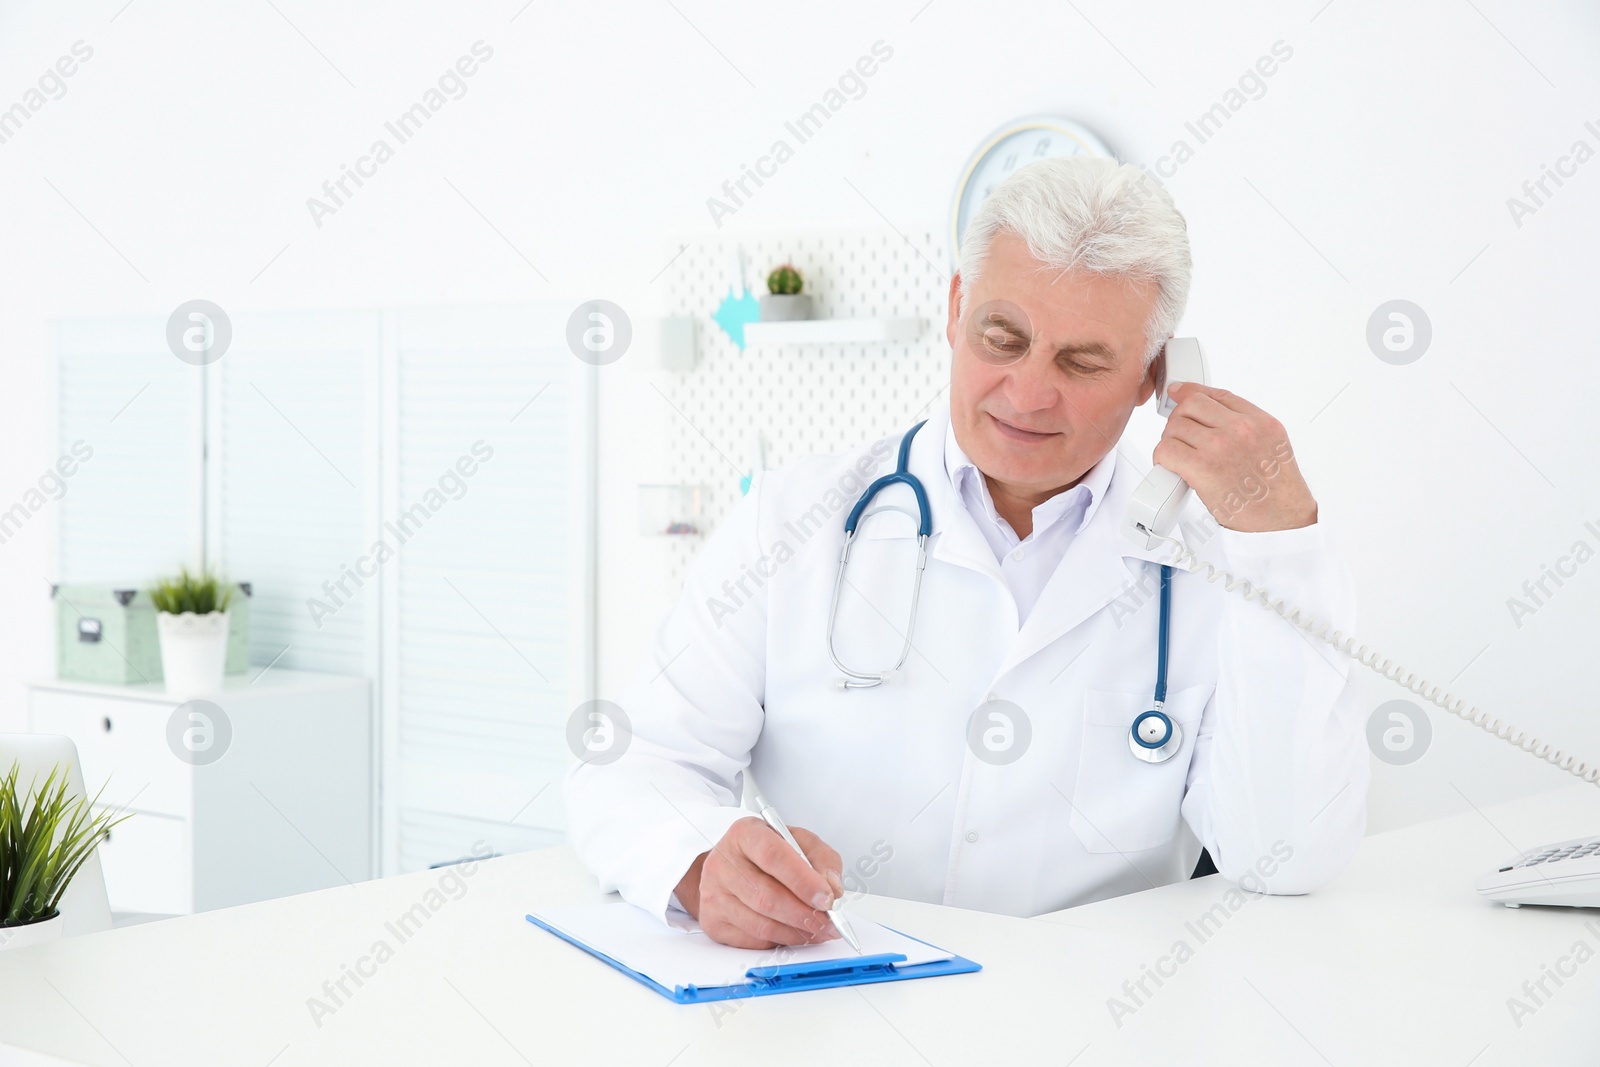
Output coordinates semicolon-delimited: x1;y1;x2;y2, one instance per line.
157;610;230;696
0;911;64;951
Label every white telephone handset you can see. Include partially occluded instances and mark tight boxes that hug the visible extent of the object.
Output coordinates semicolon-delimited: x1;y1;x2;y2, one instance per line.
1124;337;1210;550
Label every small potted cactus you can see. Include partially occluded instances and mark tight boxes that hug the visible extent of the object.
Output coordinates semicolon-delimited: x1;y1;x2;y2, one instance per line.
759;263;812;322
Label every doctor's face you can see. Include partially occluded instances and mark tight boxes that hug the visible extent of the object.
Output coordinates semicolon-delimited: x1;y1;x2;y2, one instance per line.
945;230;1161;498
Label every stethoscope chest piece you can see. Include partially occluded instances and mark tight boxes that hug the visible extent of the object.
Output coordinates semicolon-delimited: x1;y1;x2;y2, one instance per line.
1129;708;1182;764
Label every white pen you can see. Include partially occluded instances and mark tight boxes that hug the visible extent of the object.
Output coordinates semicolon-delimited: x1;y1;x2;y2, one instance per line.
749;782;863;954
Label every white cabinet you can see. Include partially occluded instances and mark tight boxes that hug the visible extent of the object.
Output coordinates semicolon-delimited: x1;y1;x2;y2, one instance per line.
30;669;372;915
94;808;189;914
36;691;191;818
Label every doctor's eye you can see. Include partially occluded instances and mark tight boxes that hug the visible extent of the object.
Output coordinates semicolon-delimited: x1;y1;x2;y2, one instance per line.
965;299;1035;366
978;325;1028;358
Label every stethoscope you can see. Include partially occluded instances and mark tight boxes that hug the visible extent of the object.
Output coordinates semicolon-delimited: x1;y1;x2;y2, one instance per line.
826;421;1183;764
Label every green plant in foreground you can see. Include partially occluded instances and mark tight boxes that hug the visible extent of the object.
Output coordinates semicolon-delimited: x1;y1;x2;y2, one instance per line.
0;762;130;926
766;263;803;295
149;567;234;615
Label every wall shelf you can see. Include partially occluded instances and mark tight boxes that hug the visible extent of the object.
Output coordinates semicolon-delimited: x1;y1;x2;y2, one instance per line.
743;317;923;347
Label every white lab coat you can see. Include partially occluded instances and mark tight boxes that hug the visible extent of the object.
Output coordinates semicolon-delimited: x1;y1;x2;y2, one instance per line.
565;400;1369;923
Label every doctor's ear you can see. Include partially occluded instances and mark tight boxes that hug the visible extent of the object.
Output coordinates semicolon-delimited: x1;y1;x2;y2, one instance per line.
945;272;964;350
1137;342;1167;406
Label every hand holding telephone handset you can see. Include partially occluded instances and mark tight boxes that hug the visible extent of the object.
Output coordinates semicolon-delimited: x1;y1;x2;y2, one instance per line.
1122;339;1600;782
1124;336;1211;551
1126;338;1600;906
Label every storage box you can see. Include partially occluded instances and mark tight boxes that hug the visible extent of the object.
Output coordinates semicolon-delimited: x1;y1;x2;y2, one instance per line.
224;583;251;674
54;582;253;684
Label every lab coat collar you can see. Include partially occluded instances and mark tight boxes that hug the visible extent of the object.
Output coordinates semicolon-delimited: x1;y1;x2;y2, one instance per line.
903;398;1194;675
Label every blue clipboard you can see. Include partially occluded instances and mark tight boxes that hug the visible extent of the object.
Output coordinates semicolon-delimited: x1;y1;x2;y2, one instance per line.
525;913;982;1004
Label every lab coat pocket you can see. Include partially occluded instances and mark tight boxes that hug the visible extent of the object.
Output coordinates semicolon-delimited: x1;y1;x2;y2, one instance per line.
1067;685;1211;854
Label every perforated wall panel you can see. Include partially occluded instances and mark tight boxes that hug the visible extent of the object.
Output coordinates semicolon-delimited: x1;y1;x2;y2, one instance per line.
658;229;954;586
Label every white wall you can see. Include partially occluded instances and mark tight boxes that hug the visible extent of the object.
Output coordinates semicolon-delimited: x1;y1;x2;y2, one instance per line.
2;0;1598;836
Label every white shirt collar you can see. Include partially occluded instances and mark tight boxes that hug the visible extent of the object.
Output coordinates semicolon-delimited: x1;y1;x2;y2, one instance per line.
943;416;1117;542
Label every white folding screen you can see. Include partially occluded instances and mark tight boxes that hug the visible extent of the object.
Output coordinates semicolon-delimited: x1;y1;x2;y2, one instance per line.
210;312;383;680
55;317;202;586
57;304;594;876
385;306;592;873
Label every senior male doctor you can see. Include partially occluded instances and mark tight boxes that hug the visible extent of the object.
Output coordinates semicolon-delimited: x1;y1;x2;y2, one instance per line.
567;156;1368;949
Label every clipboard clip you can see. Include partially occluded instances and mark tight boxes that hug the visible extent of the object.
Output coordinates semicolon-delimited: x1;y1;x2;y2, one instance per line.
745;952;907;988
674;953;910;1000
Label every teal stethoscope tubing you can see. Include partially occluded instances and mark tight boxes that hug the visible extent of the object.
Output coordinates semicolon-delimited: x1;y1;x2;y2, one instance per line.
828;422;932;689
828;423;1181;764
1129;565;1180;763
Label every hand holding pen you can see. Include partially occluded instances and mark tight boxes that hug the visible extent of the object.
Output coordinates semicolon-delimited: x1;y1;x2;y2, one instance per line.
750;784;862;954
670;779;860;952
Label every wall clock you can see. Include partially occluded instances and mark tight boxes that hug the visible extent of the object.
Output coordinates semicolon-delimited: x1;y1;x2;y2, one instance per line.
949;115;1116;266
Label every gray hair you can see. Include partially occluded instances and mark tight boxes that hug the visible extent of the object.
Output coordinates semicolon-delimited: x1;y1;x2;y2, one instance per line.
956;156;1192;367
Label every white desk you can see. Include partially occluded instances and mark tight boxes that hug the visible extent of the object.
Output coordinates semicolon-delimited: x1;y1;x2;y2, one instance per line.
1;784;1598;1066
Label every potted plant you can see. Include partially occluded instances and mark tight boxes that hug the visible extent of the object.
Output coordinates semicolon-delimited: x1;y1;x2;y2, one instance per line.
1;762;130;950
149;567;234;695
759;263;812;322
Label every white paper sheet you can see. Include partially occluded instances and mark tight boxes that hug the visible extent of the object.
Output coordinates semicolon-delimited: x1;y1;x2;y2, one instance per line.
530;902;954;990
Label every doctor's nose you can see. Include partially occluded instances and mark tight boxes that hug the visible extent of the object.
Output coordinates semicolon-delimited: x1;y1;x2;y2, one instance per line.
1000;352;1063;415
